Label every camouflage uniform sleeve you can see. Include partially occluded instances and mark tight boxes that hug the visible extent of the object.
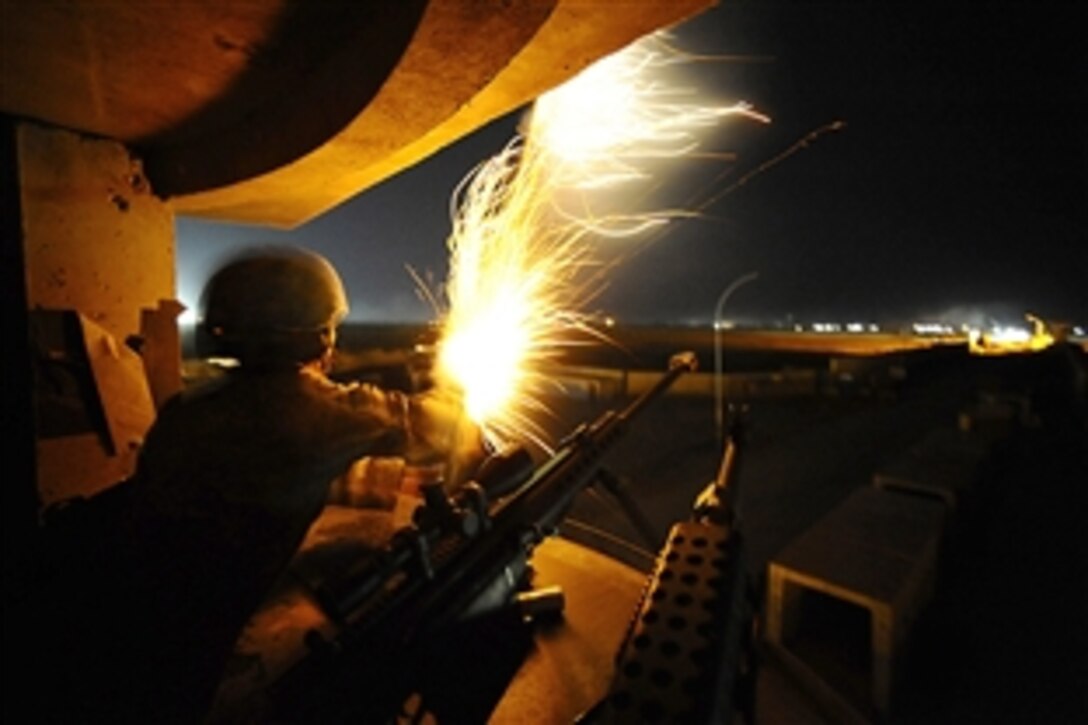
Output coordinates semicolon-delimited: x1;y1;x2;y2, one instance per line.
334;378;467;465
327;457;406;510
306;369;484;503
339;381;413;433
300;369;410;432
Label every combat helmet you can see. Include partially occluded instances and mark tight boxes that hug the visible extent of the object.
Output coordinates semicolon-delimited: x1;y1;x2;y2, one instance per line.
197;246;348;365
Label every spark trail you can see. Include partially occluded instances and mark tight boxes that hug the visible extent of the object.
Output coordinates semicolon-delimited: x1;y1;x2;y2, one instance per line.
433;33;769;448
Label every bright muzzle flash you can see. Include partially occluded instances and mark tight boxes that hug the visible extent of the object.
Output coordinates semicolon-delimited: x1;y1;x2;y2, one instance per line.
433;33;768;447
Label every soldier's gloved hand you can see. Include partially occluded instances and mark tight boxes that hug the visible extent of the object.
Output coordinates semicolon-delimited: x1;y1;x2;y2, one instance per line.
409;388;468;447
407;389;488;488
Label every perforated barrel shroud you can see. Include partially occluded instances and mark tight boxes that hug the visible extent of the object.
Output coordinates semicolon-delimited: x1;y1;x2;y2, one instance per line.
599;520;748;722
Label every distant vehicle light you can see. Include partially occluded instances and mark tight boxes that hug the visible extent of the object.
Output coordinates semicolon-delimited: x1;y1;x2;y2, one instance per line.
206;356;240;368
912;322;953;335
988;326;1030;344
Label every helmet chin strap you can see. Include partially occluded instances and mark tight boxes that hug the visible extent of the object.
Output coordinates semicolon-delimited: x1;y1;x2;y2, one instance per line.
313;347;335;374
315;325;337;372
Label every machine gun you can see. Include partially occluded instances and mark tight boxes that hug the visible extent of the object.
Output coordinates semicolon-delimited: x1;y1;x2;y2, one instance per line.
269;351;699;722
585;402;758;724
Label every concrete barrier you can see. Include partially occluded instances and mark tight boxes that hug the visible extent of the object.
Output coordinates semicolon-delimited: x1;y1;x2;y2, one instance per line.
554;368;820;400
765;488;946;721
872;427;989;511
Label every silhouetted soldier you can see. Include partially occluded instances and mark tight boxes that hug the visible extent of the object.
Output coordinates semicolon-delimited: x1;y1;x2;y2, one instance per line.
34;246;484;723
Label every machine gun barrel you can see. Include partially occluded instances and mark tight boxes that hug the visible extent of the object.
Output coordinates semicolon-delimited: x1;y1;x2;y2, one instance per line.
489;350;697;538
694;404;746;527
589;403;755;724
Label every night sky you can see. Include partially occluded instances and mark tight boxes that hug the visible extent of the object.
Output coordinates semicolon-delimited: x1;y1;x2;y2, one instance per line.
176;1;1086;329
